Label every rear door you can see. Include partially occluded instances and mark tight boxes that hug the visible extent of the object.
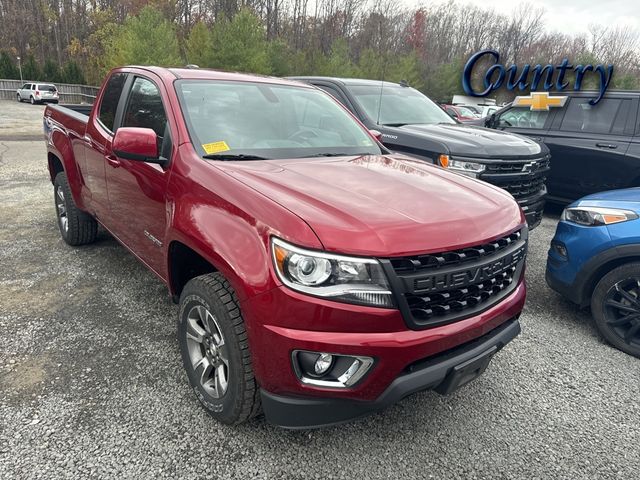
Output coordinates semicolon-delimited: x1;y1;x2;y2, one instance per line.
542;95;637;201
106;73;174;278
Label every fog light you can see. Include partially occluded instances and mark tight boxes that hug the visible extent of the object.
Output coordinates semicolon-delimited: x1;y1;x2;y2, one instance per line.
292;350;374;388
552;242;568;258
314;353;333;375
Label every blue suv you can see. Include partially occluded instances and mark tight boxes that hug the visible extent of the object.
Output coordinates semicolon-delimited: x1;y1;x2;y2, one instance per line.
546;188;640;358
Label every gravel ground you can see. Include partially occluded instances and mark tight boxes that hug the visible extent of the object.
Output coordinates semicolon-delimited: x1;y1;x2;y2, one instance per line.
1;100;639;479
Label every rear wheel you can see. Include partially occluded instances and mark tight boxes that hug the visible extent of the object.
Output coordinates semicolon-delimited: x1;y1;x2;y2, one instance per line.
30;96;35;105
591;263;640;358
53;172;98;246
178;273;261;424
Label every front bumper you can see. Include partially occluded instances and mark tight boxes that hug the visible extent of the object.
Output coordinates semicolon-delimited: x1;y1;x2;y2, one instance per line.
519;195;545;230
241;275;526;427
261;317;521;428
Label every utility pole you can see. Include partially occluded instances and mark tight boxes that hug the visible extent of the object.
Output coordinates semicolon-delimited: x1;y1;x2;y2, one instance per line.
17;56;23;83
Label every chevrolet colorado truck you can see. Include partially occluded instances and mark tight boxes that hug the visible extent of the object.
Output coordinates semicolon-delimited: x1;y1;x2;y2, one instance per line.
44;66;527;428
289;77;550;228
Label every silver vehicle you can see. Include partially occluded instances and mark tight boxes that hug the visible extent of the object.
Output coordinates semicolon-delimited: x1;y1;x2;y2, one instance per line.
16;83;59;104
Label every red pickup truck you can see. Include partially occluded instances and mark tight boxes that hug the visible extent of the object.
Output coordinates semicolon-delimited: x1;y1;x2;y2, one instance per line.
44;66;527;428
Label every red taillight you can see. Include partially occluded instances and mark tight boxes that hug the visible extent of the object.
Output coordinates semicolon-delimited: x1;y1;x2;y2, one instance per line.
35;90;40;95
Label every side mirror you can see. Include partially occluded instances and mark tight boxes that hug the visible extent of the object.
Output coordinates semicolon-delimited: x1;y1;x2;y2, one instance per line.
369;129;383;142
486;113;496;128
113;127;167;166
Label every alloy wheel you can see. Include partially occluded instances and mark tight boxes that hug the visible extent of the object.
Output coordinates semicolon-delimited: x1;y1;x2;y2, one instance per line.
185;304;229;398
55;186;68;233
603;278;640;347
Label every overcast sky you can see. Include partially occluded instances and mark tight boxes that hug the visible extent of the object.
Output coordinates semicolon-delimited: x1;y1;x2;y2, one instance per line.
401;0;640;35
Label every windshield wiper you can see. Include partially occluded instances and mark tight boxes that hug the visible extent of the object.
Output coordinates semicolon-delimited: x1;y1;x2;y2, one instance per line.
202;153;269;160
302;152;371;158
382;123;409;127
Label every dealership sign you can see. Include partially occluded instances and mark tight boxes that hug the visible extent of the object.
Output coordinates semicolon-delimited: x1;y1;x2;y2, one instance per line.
462;49;614;105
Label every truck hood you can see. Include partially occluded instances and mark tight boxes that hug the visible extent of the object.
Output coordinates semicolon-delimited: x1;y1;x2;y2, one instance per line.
219;155;523;257
393;123;543;158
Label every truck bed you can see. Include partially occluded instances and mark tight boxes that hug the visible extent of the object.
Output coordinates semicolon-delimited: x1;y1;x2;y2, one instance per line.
44;104;91;139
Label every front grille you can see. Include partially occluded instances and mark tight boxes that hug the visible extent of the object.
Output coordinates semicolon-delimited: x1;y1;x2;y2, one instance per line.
482;156;550;201
383;229;527;329
485;157;550;174
500;176;546;199
390;230;522;273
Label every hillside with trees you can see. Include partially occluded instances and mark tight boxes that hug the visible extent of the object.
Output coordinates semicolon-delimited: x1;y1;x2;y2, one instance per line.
0;0;638;100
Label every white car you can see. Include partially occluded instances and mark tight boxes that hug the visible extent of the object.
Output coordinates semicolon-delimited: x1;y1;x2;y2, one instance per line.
17;83;59;105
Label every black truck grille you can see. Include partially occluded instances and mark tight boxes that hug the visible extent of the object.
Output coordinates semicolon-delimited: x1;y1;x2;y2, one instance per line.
382;229;527;329
485;157;550;174
482;156;550;201
501;176;546;199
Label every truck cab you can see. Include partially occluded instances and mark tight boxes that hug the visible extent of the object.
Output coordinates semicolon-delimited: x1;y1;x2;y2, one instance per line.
482;91;640;203
289;77;550;228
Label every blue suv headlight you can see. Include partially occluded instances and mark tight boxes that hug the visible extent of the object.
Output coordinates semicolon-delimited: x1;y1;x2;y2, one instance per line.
561;207;638;227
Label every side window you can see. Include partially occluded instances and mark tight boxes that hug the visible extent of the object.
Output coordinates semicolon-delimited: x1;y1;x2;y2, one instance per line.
498;108;549;129
559;98;626;134
121;77;168;138
99;73;127;132
31;84;36;90
22;83;29;90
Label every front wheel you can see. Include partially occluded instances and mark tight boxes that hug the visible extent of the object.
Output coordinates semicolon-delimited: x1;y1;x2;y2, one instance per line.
53;172;98;246
178;273;261;424
591;263;640;358
17;94;21;102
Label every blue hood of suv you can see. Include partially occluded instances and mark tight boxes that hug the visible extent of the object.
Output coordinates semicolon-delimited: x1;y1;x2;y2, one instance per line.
579;188;640;204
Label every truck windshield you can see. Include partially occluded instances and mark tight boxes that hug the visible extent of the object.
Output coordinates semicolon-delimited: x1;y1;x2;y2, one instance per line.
176;80;382;160
348;85;455;127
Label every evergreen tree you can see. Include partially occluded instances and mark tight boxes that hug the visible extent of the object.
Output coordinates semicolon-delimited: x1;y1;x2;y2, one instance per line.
210;9;270;74
61;61;86;84
22;53;41;81
186;22;214;67
0;51;19;79
43;59;61;82
106;6;181;68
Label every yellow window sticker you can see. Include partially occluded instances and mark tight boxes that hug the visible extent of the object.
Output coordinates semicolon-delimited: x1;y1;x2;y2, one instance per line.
202;141;230;154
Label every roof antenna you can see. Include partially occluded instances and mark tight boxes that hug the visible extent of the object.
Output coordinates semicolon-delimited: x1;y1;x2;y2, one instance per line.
376;55;388;126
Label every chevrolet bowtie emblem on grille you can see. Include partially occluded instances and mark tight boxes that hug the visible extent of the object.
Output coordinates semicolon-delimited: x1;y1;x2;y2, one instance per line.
522;162;535;173
513;92;567;111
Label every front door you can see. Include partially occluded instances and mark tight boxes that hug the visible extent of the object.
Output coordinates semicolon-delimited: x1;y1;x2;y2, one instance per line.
105;75;172;278
542;96;636;200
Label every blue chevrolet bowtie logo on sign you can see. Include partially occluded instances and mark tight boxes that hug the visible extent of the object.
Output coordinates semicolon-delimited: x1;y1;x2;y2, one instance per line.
512;92;568;111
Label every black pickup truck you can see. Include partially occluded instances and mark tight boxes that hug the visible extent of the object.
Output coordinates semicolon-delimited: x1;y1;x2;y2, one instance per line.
290;77;550;228
473;91;640;203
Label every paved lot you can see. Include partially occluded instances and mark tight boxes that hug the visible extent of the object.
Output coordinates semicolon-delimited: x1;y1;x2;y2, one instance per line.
1;100;639;479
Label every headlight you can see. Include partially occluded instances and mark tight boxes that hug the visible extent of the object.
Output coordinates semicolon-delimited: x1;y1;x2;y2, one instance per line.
438;155;485;177
271;237;394;308
561;206;638;226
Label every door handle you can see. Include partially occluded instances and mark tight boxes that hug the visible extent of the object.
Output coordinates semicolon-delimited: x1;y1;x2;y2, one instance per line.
105;154;121;168
596;143;618;149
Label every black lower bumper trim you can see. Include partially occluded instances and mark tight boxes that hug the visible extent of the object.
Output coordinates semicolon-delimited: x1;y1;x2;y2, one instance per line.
261;318;521;429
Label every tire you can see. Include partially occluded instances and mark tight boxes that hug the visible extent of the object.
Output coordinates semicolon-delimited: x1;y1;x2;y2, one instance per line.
30;96;35;105
17;94;21;102
591;262;640;358
53;172;98;246
178;273;261;424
